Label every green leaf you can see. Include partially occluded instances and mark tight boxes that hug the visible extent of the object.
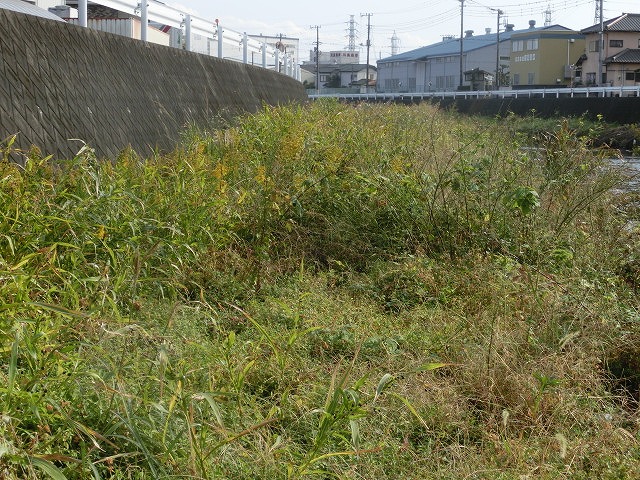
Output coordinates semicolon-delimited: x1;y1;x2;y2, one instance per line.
389;392;430;431
198;392;225;428
505;186;540;215
349;418;360;450
7;331;19;399
30;457;68;480
28;302;87;319
375;373;394;401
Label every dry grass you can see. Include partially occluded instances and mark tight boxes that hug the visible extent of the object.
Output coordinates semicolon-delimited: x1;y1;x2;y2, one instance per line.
1;102;639;478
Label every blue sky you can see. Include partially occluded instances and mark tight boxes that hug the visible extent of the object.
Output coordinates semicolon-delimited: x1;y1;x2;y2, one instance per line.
170;1;640;61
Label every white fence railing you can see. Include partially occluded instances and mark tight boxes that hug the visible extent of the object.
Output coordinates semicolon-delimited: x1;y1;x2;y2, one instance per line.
309;85;640;100
72;0;300;80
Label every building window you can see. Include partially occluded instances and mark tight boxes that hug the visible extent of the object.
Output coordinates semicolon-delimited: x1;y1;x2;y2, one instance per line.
609;39;623;48
527;39;538;50
585;72;596;85
446;75;455;88
320;74;328;82
513;73;520;85
588;40;600;52
527;72;535;85
384;79;401;90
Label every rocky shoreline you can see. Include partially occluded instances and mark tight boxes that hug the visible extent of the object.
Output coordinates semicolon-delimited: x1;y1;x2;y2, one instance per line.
592;124;640;152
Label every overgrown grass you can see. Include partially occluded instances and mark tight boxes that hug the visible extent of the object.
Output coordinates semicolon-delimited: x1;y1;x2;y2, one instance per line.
1;101;639;479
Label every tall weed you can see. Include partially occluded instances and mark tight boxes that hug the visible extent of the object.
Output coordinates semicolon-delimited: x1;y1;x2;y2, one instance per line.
0;101;636;478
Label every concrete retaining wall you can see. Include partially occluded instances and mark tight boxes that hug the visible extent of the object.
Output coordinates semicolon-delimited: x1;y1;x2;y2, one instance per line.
420;97;640;124
0;9;307;159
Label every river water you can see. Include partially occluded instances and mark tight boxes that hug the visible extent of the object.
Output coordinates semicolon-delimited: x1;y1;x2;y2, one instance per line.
611;156;640;191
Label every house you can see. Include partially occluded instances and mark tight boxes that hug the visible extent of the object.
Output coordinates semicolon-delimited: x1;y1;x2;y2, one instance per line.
509;26;585;89
300;63;376;92
1;0;66;21
580;13;640;87
464;68;494;91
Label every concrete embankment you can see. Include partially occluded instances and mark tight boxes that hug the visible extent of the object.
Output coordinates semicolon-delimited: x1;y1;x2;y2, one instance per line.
0;9;307;159
443;97;640;124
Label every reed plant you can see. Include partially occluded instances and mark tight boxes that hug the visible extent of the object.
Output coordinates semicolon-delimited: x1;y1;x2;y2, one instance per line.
1;101;638;478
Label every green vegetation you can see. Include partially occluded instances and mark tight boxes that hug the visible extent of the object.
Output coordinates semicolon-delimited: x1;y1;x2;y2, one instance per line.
1;101;639;479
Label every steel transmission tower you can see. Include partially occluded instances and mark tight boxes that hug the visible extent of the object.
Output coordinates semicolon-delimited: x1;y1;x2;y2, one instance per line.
544;5;552;27
391;31;399;56
347;15;357;51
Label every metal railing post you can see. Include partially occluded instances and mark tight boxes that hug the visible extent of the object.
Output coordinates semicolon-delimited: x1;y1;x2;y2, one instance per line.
242;33;248;64
78;0;87;28
185;14;191;52
140;0;148;41
274;49;280;72
262;42;267;68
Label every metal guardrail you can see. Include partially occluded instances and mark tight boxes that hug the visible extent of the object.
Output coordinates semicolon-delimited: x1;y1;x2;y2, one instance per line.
73;0;300;80
309;86;640;100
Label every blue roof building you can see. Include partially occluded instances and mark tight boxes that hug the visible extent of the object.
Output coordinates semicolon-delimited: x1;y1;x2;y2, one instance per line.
376;21;572;92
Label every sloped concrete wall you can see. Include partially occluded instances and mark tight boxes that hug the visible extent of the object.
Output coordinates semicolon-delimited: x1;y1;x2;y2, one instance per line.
450;97;640;124
396;96;640;124
0;9;307;159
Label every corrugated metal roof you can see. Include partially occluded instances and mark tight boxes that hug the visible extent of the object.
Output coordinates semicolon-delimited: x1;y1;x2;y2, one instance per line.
605;48;640;63
378;24;571;64
581;13;640;33
0;0;65;21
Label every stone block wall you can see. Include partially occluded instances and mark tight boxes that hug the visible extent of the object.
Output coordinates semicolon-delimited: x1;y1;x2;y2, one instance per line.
0;9;307;159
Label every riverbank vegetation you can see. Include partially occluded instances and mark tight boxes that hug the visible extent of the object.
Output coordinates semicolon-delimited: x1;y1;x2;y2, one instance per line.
505;113;640;153
1;101;639;478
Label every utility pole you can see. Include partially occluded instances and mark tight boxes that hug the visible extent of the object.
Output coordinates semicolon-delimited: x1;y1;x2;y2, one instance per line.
494;9;503;89
597;0;604;85
311;25;321;94
361;13;372;93
459;0;464;89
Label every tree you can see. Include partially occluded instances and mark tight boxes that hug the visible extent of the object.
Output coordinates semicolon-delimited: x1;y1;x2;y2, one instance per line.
325;71;341;88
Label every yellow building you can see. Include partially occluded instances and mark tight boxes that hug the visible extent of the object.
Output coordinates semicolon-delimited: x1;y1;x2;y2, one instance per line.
510;23;585;89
